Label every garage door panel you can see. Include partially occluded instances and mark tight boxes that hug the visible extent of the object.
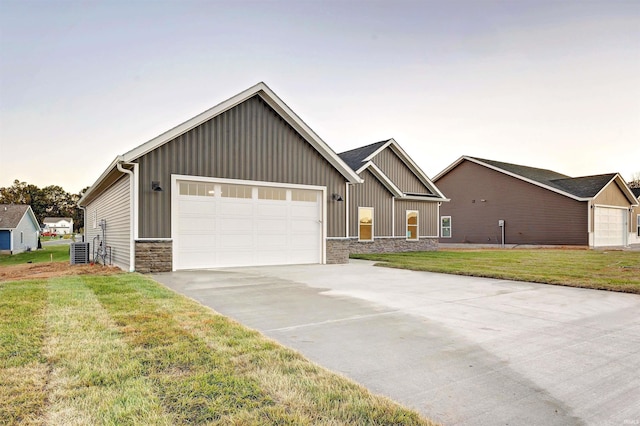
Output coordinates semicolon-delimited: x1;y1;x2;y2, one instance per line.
594;207;625;246
257;218;288;233
175;181;322;270
257;203;288;216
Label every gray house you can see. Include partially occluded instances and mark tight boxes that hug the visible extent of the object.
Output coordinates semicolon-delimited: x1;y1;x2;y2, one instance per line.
79;83;447;272
0;204;40;254
338;139;447;255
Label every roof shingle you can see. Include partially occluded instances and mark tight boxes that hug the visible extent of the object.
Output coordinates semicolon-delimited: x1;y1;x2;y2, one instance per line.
0;204;31;229
338;140;389;171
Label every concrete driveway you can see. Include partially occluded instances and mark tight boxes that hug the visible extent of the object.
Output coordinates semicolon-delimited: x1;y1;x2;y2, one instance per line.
153;260;640;425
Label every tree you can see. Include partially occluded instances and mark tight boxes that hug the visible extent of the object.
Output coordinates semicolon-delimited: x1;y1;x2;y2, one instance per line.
628;172;640;189
0;180;85;232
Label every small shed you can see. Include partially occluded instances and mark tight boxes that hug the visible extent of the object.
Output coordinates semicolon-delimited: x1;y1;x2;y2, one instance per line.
0;204;40;254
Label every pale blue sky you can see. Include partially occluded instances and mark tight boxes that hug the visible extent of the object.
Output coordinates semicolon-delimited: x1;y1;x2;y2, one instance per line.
1;0;638;193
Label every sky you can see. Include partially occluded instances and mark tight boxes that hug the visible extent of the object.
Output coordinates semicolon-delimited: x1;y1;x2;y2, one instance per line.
1;0;638;194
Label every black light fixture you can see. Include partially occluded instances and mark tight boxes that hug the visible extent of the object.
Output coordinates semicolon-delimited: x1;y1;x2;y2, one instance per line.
331;193;343;202
151;181;163;192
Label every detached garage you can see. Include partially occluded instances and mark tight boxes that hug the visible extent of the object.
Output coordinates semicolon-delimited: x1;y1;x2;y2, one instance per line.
79;82;363;272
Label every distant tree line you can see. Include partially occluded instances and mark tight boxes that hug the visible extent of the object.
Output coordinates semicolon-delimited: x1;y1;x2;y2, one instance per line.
0;180;88;232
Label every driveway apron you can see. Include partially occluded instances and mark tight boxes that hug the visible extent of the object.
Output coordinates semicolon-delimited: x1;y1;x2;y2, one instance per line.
153;260;640;426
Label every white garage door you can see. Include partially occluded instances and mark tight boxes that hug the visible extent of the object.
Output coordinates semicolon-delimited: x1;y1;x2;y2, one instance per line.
174;179;323;270
594;207;626;247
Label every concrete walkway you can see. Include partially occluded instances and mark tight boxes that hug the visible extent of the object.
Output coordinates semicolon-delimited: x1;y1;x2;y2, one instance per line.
153;260;640;425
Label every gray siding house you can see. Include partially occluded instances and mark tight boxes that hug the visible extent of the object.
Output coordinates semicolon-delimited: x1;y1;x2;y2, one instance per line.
336;139;447;255
433;156;638;247
79;83;448;272
0;204;40;254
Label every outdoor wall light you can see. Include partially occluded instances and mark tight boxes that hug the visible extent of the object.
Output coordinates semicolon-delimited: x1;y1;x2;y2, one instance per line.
331;193;344;202
151;181;163;192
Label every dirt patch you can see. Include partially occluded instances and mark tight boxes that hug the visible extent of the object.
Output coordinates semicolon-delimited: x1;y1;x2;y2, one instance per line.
0;262;122;282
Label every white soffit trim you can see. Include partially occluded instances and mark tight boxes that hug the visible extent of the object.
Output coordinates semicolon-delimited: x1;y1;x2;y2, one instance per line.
122;82;362;184
357;162;403;197
592;174;638;206
364;138;447;199
445;156;590;202
78;156;122;206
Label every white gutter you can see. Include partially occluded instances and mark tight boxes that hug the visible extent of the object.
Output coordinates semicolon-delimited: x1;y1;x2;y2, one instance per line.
116;162;137;272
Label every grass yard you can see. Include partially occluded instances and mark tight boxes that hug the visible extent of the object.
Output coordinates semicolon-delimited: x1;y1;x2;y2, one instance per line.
0;273;435;426
0;244;70;266
352;249;640;294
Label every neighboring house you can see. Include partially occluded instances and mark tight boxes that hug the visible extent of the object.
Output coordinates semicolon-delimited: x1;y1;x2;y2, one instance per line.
43;217;74;235
0;204;40;254
337;139;448;253
433;156;638;247
79;83;445;272
630;188;640;245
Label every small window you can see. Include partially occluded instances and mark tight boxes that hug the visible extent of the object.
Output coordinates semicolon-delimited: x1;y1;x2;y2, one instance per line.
291;189;317;202
637;214;639;237
220;184;252;199
93;210;97;229
359;207;374;241
441;216;451;238
406;211;418;240
179;182;216;197
258;187;286;200
20;231;24;244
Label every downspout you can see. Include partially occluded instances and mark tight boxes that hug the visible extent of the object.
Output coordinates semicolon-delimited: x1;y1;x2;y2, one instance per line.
117;161;137;272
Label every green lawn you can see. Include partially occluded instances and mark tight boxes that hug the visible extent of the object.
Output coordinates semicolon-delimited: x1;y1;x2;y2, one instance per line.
0;245;70;266
0;273;435;426
351;249;640;294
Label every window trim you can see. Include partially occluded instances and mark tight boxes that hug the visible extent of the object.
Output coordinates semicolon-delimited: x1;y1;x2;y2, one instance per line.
637;214;640;237
406;210;419;241
441;216;452;238
358;207;374;242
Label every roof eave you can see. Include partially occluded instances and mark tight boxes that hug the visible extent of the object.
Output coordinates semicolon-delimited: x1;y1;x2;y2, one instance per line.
592;174;639;205
121;82;362;184
365;138;447;199
78;156;123;207
459;156;591;202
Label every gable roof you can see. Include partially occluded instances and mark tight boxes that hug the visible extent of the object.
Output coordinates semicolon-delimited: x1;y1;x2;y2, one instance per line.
43;217;72;224
338;140;388;171
80;82;362;206
632;188;640;199
0;204;38;230
339;139;448;201
434;156;637;204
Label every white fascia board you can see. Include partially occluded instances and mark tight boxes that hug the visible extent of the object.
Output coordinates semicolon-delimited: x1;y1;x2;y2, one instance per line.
357;162;403;197
401;195;450;202
460;156;590;202
432;155;466;182
121;82;362;184
78;155;122;206
592;174;638;205
25;207;40;230
365;138;447;199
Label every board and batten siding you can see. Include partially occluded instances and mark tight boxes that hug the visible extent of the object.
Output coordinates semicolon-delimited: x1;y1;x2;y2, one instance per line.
84;175;131;270
135;95;347;238
394;199;439;237
594;183;631;207
372;148;431;194
348;168;393;237
437;160;588;245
